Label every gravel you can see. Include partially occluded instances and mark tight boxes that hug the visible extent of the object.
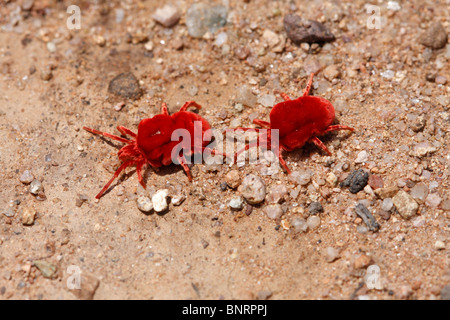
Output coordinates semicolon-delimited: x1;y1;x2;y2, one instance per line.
291;217;308;233
392;191;419;220
340;169;368;194
425;193;442;208
241;175;266;205
257;94;276;108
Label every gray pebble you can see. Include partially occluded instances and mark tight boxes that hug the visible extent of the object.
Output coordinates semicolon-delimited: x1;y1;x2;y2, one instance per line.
289;170;311;186
308;201;324;215
306;215;321;229
152;4;181;28
186;3;227;38
283;14;335;44
410;182;429;203
381;198;394;211
108;72;142;100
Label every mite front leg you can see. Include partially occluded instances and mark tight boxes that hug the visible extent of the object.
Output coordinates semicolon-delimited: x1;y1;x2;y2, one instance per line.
179;101;202;112
302;73;314;97
310;136;332;156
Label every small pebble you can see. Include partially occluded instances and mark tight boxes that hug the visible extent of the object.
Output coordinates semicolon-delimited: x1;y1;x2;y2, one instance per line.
374;186;399;199
22;207;36;226
258;94;276;108
171;195;186;206
323;64;340;81
19;170;34;184
418;22;448;50
152;189;169;213
236;86;257;107
241;175;266;204
425;193;442;208
152;4;181;28
34;260;57;278
136;196;153;213
186;3;227;38
29;179;44;195
283;14;335;44
291;217;308;233
410;182;429;203
266;185;288;204
308;202;324;215
355;150;369;163
326;247;340;263
340;169;368;194
354;254;372;269
306;215;321;230
441;199;450;211
289;170;311;186
228;197;245;211
381;198;394;211
368;174;384;190
434;241;445;250
393;191;418;220
75;194;88;207
108;72;142;100
263;204;283;220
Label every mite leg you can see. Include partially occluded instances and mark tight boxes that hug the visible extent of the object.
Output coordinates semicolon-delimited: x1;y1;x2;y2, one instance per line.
161;102;169;115
323;125;355;134
253;119;271;128
177;155;193;181
310;137;332;156
83;126;131;144
95;160;133;199
117;126;137;138
302;73;314;97
136;161;146;189
179;101;202;112
280;93;291;101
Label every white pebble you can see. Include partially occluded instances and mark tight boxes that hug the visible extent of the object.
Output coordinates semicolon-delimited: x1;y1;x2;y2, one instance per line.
152;189;169;213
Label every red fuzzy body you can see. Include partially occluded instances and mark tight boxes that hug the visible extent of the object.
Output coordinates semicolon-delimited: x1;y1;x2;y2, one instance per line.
83;101;217;199
228;73;354;173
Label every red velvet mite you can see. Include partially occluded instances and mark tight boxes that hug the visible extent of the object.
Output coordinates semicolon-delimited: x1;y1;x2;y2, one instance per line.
227;73;354;173
83;101;223;199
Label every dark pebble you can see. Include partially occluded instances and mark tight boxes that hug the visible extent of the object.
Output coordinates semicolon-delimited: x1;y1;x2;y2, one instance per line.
340;169;369;194
108;72;142;100
283;14;335;45
376;208;391;220
308;201;324;215
220;181;228;191
355;203;380;232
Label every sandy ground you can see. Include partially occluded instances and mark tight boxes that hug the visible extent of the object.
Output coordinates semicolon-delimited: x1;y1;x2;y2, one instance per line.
0;0;449;300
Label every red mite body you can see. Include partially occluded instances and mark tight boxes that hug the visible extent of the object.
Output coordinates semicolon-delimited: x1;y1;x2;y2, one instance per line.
83;101;219;199
229;73;354;173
